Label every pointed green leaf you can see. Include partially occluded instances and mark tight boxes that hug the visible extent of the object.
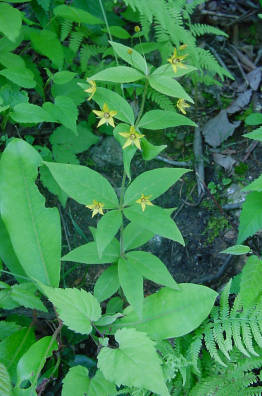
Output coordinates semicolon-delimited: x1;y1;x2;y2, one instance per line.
62;366;90;396
55;96;78;135
11;283;47;312
0;140;61;287
29;29;64;69
41;285;101;335
98;328;169;396
245;113;262;126
113;285;217;340
239;255;262;309
44;162;119;208
110;41;147;74
10;103;55;123
149;75;193;102
138;110;196;130
221;245;251;255
96;210;122;257
113;123;136;179
54;5;103;24
94;264;120;303
123;222;154;251
89;66;144;83
124;167;189;205
141;138;166;161
152;64;197;78
0;66;35;89
243;127;262;141
88;369;116;396
0;3;22;42
238;192;262;243
126;251;178;290
243;175;262;192
124;205;184;245
53;71;76;85
118;257;143;318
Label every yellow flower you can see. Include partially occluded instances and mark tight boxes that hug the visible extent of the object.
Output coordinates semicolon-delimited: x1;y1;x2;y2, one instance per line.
86;200;104;217
93;103;117;128
167;46;188;74
119;126;144;150
177;98;190;114
134;25;140;33
85;80;96;101
136;194;153;212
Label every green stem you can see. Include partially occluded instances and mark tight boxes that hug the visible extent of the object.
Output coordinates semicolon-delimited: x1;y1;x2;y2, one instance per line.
98;0;118;65
135;79;149;127
119;171;127;256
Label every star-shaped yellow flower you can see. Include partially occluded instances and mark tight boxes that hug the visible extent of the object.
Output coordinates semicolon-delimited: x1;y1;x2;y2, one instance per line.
119;126;144;150
93;103;117;128
86;200;104;217
136;194;153;212
177;98;190;114
167;45;188;74
85;80;96;101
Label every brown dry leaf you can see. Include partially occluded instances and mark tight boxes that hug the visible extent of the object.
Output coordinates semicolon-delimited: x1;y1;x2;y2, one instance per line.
213;152;236;171
227;89;252;114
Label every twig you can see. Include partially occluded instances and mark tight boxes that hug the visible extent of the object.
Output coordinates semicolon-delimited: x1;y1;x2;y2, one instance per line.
222;202;244;210
225;49;248;84
230;45;256;71
193;127;205;197
156;155;191;167
205;44;232;77
243;140;259;161
200;10;238;18
191;255;233;284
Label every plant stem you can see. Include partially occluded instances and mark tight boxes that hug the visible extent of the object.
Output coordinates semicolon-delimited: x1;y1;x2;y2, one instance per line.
135;79;149;127
119;171;127;256
98;0;118;65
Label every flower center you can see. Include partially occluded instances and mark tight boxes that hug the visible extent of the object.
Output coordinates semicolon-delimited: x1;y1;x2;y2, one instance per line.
104;112;110;119
130;133;136;140
141;198;146;202
172;58;179;64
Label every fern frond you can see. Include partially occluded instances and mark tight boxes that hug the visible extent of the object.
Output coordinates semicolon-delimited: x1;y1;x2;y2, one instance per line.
60;19;73;42
69;31;84;54
195;48;231;80
190;23;228;38
184;0;206;17
204;324;227;367
147;87;174;111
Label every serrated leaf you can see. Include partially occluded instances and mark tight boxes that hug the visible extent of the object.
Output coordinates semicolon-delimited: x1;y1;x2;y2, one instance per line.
29;29;64;69
89;66;144;83
11;282;47;312
149;75;193;102
221;245;251;255
44;161;119;208
0;363;12;396
0;66;36;89
41;285;101;335
0;140;61;287
0;3;22;42
54;5;103;24
238;191;262;243
239;255;262;309
96;210;122;257
110;41;147;74
98;328;169;396
138;110;196;130
123;222;154;251
94;264;120;303
113;285;217;340
124;167;189;205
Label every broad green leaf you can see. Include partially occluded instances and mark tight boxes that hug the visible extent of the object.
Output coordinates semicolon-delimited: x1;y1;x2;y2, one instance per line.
141;138;166;161
124;167;189;205
123;222;154;251
0;363;12;396
0;140;61;287
95;313;123;327
0;216;26;282
93;87;134;124
0;51;24;69
53;71;76;85
62;239;120;265
89;66;144;83
239;255;262;309
124;205;184;245
126;251;178;290
243;175;262;192
118;257;143;318
106;26;130;39
245;113;262;126
87;369;116;396
152;64;197;78
0;289;18;310
29;29;64;69
10;103;55;123
98;328;169;396
110;41;147;74
43;96;79;134
113;124;136;179
94;264;120;303
52;79;86;106
243;127;262;141
106;296;123;314
15;336;58;391
45;161;119;208
41;285;101;335
0;83;29;109
0;67;36;89
0;328;35;381
40;165;68;208
238;192;262;243
0;3;22;42
138;110;196;130
96;210;122;257
11;283;47;312
221;245;251;255
0;321;21;341
54;5;103;24
113;285;217;339
149;75;193;102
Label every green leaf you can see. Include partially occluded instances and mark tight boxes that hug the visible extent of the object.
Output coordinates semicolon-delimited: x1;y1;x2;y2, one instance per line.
43;96;79;134
152;64;197;78
11;282;47;312
0;66;36;89
238;192;262;243
98;328;169;396
15;336;58;391
41;285;101;335
0;363;12;396
44;161;119;208
94;264;120;303
124;205;184;245
106;296;123;314
124;167;189;205
126;251;178;290
0;140;61;287
123;222;154;251
96;210;122;257
10;103;55;123
149;75;193;102
141;138;166;161
0;321;21;341
221;245;251;255
54;5;103;24
110;41;147;74
0;3;22;42
87;369;116;396
0;52;25;69
62;366;90;396
106;27;130;39
239;255;262;309
89;66;144;83
93;87;134;124
40;165;68;208
243;174;262;192
52;78;86;106
113;285;217;340
113;124;136;179
138;110;196;130
0;83;29;109
0;328;35;381
243;127;262;141
53;71;76;85
118;257;143;318
245;113;262;126
62;239;120;265
29;29;64;69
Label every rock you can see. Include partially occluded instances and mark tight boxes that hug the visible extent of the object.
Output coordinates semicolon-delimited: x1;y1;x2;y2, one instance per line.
90;136;123;168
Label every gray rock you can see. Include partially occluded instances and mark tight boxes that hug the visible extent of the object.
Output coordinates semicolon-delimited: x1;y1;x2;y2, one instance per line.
90;136;123;167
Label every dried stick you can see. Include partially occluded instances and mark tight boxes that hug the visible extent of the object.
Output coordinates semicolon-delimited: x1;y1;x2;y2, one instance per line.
193;127;205;197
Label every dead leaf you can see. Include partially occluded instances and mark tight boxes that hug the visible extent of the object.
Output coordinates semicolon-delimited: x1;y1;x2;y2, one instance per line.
202;110;241;147
213;152;236;171
247;68;262;91
227;89;252;114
